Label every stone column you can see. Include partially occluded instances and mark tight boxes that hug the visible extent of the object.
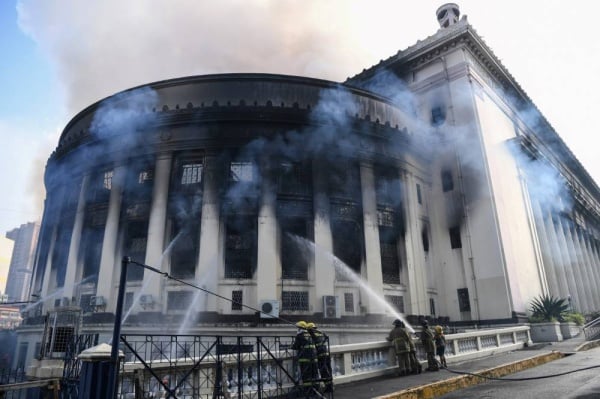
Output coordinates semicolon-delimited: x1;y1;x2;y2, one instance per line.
313;159;335;309
530;199;559;297
63;174;90;303
256;159;278;302
143;152;172;306
560;217;589;311
40;226;58;313
96;166;126;312
553;214;584;311
359;161;385;314
197;153;221;312
401;170;427;315
542;207;569;299
579;229;600;309
568;222;594;312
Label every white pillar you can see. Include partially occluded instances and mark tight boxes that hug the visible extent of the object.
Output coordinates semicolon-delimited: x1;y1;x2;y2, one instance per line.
542;207;569;298
197;153;221;312
530;199;559;296
579;229;600;309
63;175;90;302
144;152;172;304
359;161;385;314
568;222;594;312
553;215;584;310
313;159;335;310
401;171;427;315
560;217;589;311
96;166;125;312
256;160;278;302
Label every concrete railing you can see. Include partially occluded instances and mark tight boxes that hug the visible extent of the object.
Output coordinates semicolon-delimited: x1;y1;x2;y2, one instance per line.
115;325;531;397
329;325;532;385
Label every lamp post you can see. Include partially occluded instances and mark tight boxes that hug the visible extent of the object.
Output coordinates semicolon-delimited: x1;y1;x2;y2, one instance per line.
107;256;130;399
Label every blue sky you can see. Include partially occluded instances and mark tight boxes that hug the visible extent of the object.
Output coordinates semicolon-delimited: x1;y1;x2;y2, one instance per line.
1;0;599;293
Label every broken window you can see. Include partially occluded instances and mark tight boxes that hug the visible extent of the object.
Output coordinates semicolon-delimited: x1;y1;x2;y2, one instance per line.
81;226;104;280
225;216;257;279
431;106;446;126
278;161;312;196
52;225;73;288
281;218;309;280
449;226;462;249
124;221;148;281
170;218;199;279
332;219;363;275
230;161;254;183
375;165;401;207
330;161;360;200
380;226;400;284
441;169;454;192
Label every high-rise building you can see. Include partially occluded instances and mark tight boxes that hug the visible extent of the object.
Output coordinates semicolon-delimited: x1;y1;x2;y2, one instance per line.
5;222;40;303
18;4;600;369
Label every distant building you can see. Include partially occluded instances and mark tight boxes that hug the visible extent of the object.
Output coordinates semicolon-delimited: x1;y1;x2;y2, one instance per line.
0;306;22;329
17;3;600;370
5;222;40;303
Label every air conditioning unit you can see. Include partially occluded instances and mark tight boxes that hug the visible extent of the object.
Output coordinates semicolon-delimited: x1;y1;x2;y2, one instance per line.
139;294;154;309
323;295;341;318
60;297;70;307
259;300;280;319
91;295;106;307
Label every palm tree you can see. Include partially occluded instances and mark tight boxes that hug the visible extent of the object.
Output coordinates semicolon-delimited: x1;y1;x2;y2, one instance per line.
529;294;569;322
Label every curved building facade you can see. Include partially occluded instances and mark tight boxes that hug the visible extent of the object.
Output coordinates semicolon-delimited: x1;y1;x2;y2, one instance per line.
19;6;600;368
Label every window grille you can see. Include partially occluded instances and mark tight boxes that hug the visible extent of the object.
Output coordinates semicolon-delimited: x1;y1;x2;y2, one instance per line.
231;291;243;310
281;291;309;311
230;161;254;182
344;293;354;312
385;295;404;313
80;294;94;313
103;170;113;190
380;226;400;284
167;291;194;311
278;161;312;195
377;209;396;227
181;163;203;185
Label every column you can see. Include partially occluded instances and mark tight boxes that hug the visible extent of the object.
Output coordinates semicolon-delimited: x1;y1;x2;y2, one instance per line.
359;161;385;314
197;153;221;312
568;222;594;312
553;214;584;311
312;159;335;309
401;170;427;315
560;217;589;311
63;174;90;302
581;231;600;309
531;200;559;297
576;227;600;310
40;226;58;313
142;152;172;306
541;207;569;298
96;166;126;312
256;159;278;302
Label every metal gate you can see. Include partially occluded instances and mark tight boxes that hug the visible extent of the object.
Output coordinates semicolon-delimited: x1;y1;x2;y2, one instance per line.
117;334;333;398
61;333;99;399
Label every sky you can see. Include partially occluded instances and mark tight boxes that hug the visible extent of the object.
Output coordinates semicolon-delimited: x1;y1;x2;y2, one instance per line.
0;0;599;293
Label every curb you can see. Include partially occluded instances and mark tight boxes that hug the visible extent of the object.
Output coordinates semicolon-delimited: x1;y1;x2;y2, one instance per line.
374;351;564;399
574;339;600;352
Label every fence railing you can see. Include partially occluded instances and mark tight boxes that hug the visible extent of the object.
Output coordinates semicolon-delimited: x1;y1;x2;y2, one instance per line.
115;325;530;397
583;317;600;341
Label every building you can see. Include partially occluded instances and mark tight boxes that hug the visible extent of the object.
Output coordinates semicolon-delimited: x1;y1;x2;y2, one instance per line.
5;222;40;303
17;3;600;368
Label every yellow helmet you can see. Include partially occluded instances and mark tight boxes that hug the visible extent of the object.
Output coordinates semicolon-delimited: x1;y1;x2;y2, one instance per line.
306;322;316;329
295;321;307;329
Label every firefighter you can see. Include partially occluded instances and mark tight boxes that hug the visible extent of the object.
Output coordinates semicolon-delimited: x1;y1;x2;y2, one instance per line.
306;322;333;392
407;327;422;374
291;321;318;396
386;319;412;376
434;325;447;368
420;320;439;371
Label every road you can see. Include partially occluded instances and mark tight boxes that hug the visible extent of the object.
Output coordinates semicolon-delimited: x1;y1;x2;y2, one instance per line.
438;347;600;399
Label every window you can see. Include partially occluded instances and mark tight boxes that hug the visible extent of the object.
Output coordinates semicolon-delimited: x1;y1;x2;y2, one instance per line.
167;291;194;311
170;219;199;279
103;170;113;190
375;167;401;206
441;169;454;192
282;291;309;311
231;291;243;311
124;221;148;281
332;219;363;275
225;216;257;279
430;298;436;316
278;161;312;196
431;106;446;126
380;226;400;284
281;218;309;280
81;226;104;279
124;292;134;313
422;227;430;252
416;184;422;204
385;295;404;313
181;163;203;185
344;293;354;312
457;288;471;312
230;161;254;182
449;226;462;249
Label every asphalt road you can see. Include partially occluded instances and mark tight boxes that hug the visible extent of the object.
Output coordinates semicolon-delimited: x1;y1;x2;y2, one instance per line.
438;347;600;399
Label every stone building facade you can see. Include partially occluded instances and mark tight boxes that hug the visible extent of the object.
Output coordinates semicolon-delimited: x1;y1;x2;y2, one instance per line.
17;3;600;366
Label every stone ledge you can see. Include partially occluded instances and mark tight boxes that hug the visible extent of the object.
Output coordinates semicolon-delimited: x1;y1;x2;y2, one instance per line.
374;351;564;399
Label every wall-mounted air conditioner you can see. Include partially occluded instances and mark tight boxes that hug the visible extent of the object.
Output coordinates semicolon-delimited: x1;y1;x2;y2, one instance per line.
91;295;106;307
140;294;154;309
259;300;280;319
323;295;340;318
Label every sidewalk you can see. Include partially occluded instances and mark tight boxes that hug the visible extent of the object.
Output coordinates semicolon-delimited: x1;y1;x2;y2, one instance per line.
333;336;590;399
